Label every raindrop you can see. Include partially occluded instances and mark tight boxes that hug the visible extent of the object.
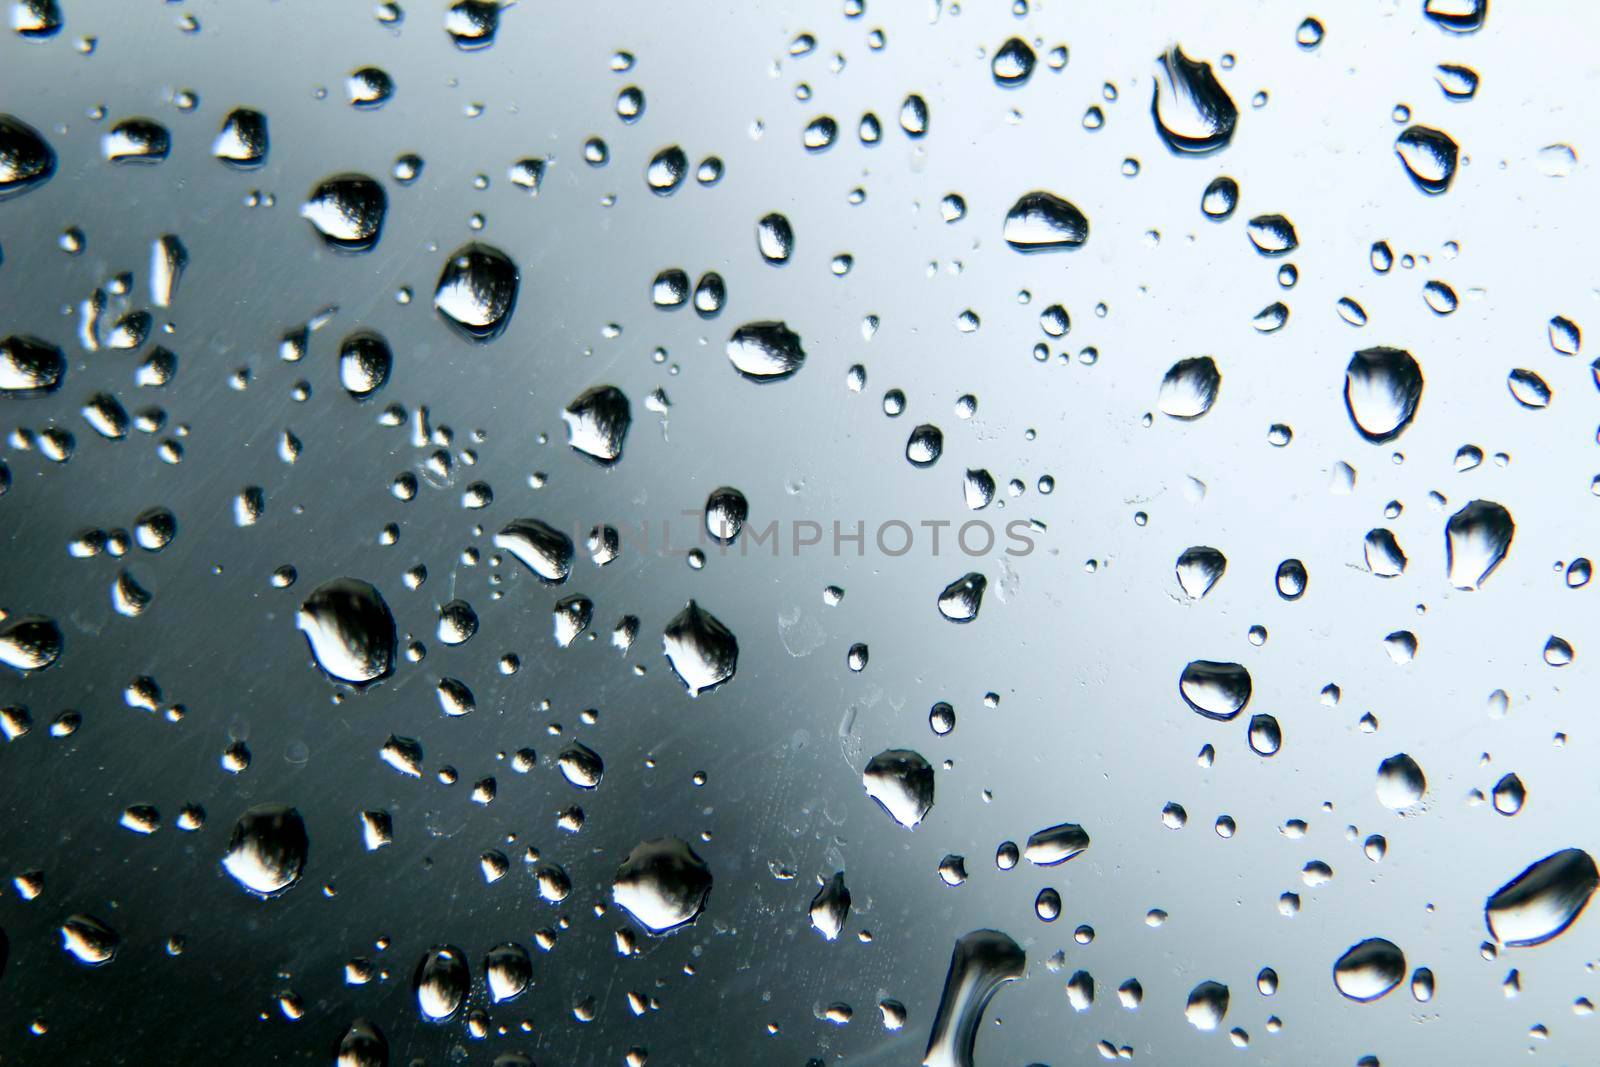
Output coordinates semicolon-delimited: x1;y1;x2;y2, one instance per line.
863;749;934;829
1345;347;1423;442
693;272;726;318
921;930;1025;1067
1376;753;1425;809
347;67;394;109
1296;17;1325;47
335;1020;388;1067
802;115;838;151
1333;938;1406;1002
662;600;738;696
1179;660;1251;720
11;0;61;39
1246;214;1298;255
1424;0;1487;34
1275;559;1307;599
301;174;386;252
1395;126;1459;194
1493;773;1526;816
612;837;712;935
900;93;929;137
1201;176;1238;219
102;118;169;164
297;579;396;686
1435;64;1480;100
1248;714;1282;756
0;335;65;396
414;946;469;1021
0;114;54;199
213;108;267;168
495;519;573;583
1548;316;1580;355
443;0;499;49
1364;528;1407;577
757;212;794;264
705;487;748;544
937;573;986;623
1507;369;1551;409
1024;822;1090;866
992;38;1035;86
907;424;943;467
1003;191;1089;252
727;321;806;381
563;385;631;465
1485;849;1598;947
1158;356;1221;419
0;615;62;672
647;145;687;195
221;805;308;896
1185;981;1229;1031
1175;546;1226;598
338;332;392;400
59;914;118;966
1151;46;1238;155
809;871;851;940
1445;500;1513;590
434;243;518;341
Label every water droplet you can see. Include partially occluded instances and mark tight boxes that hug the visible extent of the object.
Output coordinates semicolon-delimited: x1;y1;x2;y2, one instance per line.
296;578;397;686
937;573;986;623
992;38;1035;86
1376;753;1425;809
662;600;738;696
900;93;929;137
1003;191;1089;252
1493;773;1526;816
646;145;687;195
1158;356;1221;419
563;385;631;464
1246;214;1298;255
692;272;725;318
347;67;394;109
11;0;61;39
1445;500;1513;589
414;946;469;1021
704;487;748;545
727;321;806;381
757;212;794;264
1507;369;1551;408
102;118;169;164
1486;848;1598;947
335;1020;388;1067
301;174;386;252
213;108;267;168
1179;660;1251;720
495;519;574;583
802;115;838;151
0;614;61;672
0;114;54;199
612;837;712;935
0;335;64;395
1248;714;1282;756
906;424;943;467
810;871;851;940
1364;528;1407;578
863;749;934;829
1024;822;1090;866
221;805;308;896
921;930;1025;1067
434;243;518;341
1545;635;1574;667
1345;347;1423;442
484;942;531;1003
1151;46;1238;155
1424;0;1487;34
443;0;499;49
1333;938;1406;1001
338;332;391;400
59;914;118;966
1395;125;1459;194
1296;17;1325;47
1176;546;1226;598
1201;176;1238;219
1185;980;1229;1030
1275;559;1308;599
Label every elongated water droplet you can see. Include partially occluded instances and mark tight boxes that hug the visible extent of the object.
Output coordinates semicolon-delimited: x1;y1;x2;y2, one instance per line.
1246;214;1298;255
1424;0;1487;34
1507;368;1551;408
434;243;519;341
102;118;169;164
727;321;805;381
1446;500;1513;590
864;749;934;828
1024;822;1090;866
921;930;1026;1067
1151;46;1238;155
1345;347;1422;442
60;914;118;966
0;335;64;395
1003;191;1089;252
757;212;793;264
0;614;62;672
296;578;397;685
1486;848;1598;947
495;519;573;583
612;837;712;935
809;871;851;940
1435;64;1479;99
414;946;469;1021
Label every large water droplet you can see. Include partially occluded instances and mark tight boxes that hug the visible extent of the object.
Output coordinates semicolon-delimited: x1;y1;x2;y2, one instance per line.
863;749;934;829
11;0;61;39
1424;0;1487;34
662;600;738;696
0;614;62;672
1486;848;1598;947
1184;980;1229;1030
1158;356;1220;419
921;930;1026;1067
1445;500;1513;590
1395;126;1459;194
1245;214;1298;255
1333;938;1406;1001
0;114;55;199
1376;753;1425;809
727;321;806;381
494;519;574;583
1179;660;1251;720
647;145;687;195
1151;46;1238;155
434;243;519;342
296;578;397;686
485;942;531;1003
1024;822;1090;866
1200;176;1238;220
0;335;64;395
1345;347;1423;442
612;837;712;935
757;212;794;263
414;945;469;1021
1003;191;1089;252
563;385;631;464
59;914;119;966
1507;368;1551;408
809;871;851;940
335;1020;388;1067
338;332;391;400
991;38;1035;86
301;174;386;251
937;572;986;623
705;486;748;544
221;804;308;897
444;0;499;49
213;108;267;168
1364;528;1407;578
102;118;169;164
1175;546;1226;598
